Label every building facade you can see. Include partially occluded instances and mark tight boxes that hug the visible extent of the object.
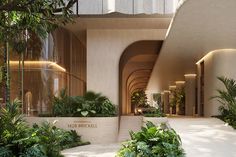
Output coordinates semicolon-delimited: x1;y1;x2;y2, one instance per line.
6;0;236;117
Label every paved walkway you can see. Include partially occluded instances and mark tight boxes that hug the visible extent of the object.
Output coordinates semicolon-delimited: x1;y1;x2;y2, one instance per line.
62;118;236;157
62;143;120;157
169;118;236;157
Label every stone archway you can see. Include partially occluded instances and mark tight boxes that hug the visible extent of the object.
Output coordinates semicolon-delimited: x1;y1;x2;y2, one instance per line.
119;40;163;115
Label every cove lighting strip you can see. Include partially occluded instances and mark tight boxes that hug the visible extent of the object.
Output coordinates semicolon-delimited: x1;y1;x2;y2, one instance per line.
175;81;185;84
10;61;66;72
184;74;197;77
196;49;236;65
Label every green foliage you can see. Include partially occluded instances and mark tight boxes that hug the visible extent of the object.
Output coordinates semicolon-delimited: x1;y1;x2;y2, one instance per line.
117;121;185;157
52;89;78;117
0;99;89;157
32;122;89;157
131;90;149;108
153;93;162;108
0;0;76;103
52;90;117;117
213;76;236;129
143;107;165;117
169;88;185;114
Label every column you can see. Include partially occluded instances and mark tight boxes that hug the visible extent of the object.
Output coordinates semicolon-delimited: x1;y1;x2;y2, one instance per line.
184;74;196;116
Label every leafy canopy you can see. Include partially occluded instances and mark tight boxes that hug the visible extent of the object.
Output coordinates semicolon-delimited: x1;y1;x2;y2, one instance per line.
0;0;77;52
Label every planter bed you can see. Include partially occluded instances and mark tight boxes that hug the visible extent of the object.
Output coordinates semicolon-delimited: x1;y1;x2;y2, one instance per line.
25;116;119;144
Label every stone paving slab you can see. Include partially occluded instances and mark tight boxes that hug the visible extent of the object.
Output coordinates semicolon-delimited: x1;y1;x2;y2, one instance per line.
62;118;236;157
62;143;120;157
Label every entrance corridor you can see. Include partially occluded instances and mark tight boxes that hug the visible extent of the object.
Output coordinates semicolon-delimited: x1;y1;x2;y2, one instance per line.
62;117;236;157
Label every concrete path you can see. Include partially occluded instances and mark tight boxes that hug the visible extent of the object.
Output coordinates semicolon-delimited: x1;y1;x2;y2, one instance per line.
62;118;236;157
169;117;236;157
62;143;120;157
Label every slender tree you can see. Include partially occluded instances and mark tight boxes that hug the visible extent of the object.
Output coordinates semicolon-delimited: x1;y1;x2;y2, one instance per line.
0;0;77;103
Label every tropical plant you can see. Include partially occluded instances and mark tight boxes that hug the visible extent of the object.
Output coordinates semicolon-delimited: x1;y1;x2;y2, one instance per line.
131;90;149;108
213;76;236;129
0;99;89;157
52;90;117;117
153;93;162;108
143;107;165;117
32;122;89;157
169;89;178;108
116;121;185;157
52;89;78;117
176;88;185;115
169;88;185;115
0;0;77;102
75;91;117;117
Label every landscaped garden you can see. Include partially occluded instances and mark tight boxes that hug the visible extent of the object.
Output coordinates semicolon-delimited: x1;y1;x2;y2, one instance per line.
0;99;89;157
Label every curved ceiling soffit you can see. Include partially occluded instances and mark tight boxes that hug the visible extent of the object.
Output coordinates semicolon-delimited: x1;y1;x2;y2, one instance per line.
127;77;150;91
131;86;147;95
148;0;236;92
129;82;148;93
119;40;163;72
126;69;152;86
128;80;149;91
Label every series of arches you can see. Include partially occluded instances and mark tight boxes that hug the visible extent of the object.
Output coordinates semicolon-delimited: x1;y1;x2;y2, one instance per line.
119;40;163;115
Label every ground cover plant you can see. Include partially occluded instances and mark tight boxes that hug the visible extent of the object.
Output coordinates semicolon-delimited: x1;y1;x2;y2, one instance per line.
0;99;89;157
213;76;236;129
52;90;117;117
116;121;185;157
143;107;166;117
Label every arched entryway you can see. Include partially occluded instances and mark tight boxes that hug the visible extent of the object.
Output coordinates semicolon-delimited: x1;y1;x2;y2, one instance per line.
119;40;163;115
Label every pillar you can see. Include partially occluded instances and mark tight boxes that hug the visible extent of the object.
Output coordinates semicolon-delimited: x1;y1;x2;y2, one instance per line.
163;91;170;114
185;74;196;116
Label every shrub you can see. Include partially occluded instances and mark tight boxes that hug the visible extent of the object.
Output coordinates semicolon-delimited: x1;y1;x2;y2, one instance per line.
52;90;117;117
116;121;185;157
0;99;89;157
143;107;165;117
213;76;236;129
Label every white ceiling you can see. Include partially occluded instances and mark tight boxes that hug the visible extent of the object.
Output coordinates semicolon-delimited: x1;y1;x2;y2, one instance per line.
64;16;172;44
147;0;236;92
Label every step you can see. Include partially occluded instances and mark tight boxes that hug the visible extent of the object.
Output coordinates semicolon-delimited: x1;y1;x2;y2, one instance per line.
118;116;143;142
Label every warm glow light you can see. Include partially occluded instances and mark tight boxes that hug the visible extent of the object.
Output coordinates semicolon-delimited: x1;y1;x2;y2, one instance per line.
169;85;176;89
137;109;142;113
10;61;66;72
164;90;170;93
175;81;185;84
196;49;236;64
184;74;197;77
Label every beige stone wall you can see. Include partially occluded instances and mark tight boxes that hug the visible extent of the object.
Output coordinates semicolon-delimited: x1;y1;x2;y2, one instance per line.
25;117;119;144
198;49;236;117
87;29;167;107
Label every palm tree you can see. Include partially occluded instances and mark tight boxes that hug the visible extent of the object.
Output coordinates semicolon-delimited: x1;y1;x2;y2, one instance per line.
214;76;236;115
